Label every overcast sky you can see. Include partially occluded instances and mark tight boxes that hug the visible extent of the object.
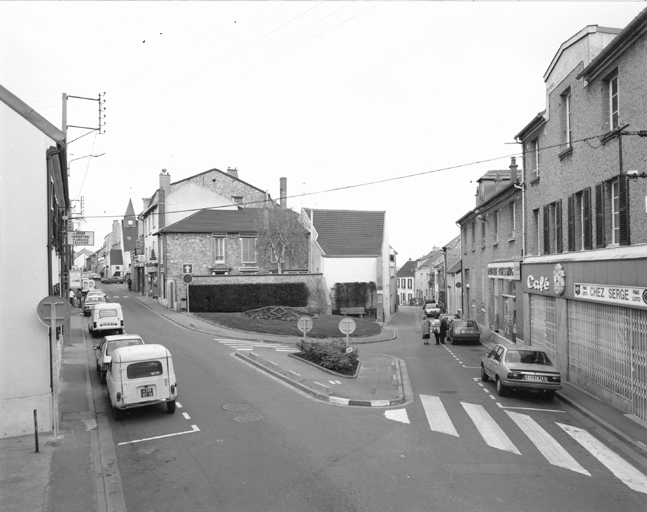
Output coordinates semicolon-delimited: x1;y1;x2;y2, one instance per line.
2;1;645;263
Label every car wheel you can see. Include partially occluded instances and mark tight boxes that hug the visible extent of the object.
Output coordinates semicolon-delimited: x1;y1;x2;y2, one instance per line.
113;405;123;421
481;365;489;382
496;377;507;397
167;401;176;414
99;370;107;384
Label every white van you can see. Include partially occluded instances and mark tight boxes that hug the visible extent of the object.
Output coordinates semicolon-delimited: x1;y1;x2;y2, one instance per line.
88;303;124;338
81;278;96;295
106;344;178;421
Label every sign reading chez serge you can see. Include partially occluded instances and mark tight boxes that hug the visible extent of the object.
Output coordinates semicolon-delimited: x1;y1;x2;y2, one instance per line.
523;262;647;309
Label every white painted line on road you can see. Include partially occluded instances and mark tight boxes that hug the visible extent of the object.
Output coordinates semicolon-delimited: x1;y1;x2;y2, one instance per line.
182;412;190;420
329;380;341;385
176;402;183;408
507;412;589;475
420;394;458;437
462;402;520;454
117;424;200;446
558;423;647;494
500;405;565;413
385;409;410;424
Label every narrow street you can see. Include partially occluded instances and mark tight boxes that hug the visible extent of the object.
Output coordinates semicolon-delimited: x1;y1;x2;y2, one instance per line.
87;288;647;511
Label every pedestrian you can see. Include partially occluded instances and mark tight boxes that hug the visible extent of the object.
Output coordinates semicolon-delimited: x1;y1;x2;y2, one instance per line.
421;316;431;345
127;277;132;291
69;289;76;308
439;315;448;345
431;314;442;345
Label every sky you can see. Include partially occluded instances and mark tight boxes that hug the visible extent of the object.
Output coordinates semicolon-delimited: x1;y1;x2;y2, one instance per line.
2;1;645;264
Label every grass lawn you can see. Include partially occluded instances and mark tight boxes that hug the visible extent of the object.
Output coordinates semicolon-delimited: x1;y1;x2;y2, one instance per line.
192;312;382;338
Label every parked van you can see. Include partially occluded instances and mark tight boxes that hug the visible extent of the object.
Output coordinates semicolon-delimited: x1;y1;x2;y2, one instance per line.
88;303;124;338
81;278;96;295
106;344;178;421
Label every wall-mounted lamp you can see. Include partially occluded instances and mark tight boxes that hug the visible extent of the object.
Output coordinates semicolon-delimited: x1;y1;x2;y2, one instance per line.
476;214;487;222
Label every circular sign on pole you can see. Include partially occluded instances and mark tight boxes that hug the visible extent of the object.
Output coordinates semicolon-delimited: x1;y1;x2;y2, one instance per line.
183;274;193;284
36;296;70;327
297;315;313;335
339;317;356;335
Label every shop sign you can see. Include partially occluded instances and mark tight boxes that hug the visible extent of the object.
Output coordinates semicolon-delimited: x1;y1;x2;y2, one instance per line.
525;263;566;296
487;262;520;280
574;283;647;309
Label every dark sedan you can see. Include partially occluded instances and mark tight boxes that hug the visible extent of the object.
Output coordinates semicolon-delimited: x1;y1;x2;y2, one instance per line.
101;276;125;284
446;319;480;344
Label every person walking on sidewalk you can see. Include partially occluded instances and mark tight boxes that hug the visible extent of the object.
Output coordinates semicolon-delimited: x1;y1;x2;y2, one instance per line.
439;315;448;345
431;314;442;345
127;277;132;291
422;316;431;345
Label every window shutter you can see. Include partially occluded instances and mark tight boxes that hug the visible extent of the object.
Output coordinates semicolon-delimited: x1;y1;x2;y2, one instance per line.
556;199;563;253
595;182;605;248
567;195;575;251
543;205;550;255
583;187;592;250
619;176;630;246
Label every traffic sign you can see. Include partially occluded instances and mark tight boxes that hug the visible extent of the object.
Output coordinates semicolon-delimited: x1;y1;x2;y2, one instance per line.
36;296;70;327
183;274;193;284
338;317;356;334
297;316;313;337
182;263;193;274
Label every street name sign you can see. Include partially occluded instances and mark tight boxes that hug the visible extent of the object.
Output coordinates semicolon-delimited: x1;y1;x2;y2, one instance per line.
67;231;95;246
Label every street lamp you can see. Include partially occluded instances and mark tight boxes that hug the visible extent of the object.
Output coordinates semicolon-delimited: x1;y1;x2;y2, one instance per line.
67;152;105;175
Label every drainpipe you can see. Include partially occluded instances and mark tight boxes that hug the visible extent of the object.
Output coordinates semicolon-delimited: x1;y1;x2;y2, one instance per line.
514;181;525;259
456;221;463;318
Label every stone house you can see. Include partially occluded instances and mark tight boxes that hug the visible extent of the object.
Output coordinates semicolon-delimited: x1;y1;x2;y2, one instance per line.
457;158;523;344
515;10;647;421
414;248;443;304
301;208;397;321
396;259;417;306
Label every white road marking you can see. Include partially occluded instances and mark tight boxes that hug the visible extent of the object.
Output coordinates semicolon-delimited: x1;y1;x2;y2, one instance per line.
558;423;647;494
461;402;520;454
117;425;200;446
385;409;410;424
176;402;183;408
329;380;341;385
182;412;191;420
420;394;458;437
507;412;589;475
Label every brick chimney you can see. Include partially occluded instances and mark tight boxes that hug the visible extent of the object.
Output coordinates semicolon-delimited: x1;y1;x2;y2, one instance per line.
509;157;518;183
159;169;170;229
227;167;239;179
280;177;287;208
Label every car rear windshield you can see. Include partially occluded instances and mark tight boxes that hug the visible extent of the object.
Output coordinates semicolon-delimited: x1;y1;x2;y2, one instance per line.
454;320;477;329
99;310;118;318
127;361;163;379
106;339;143;356
506;350;552;365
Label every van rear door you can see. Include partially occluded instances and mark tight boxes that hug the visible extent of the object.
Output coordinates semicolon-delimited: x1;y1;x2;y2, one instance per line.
122;357;171;406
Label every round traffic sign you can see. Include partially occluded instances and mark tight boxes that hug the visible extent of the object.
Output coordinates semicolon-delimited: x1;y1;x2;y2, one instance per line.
183;274;193;284
297;315;313;333
36;296;71;327
339;317;356;335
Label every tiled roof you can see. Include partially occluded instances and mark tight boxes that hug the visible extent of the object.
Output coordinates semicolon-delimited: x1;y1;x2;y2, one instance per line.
159;209;261;234
397;259;417;278
307;209;385;257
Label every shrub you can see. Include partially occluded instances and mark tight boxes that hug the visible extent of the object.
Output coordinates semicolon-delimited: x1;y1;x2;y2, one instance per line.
189;282;309;312
295;339;359;373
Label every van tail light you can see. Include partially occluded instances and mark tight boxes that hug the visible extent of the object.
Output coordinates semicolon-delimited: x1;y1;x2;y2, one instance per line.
171;384;175;394
116;392;121;402
93;322;97;328
120;320;124;326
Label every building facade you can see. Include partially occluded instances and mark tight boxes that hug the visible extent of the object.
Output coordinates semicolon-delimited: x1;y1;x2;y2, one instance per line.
516;11;647;421
397;259;416;306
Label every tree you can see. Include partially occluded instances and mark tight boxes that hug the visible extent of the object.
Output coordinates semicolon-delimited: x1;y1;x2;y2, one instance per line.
255;207;309;273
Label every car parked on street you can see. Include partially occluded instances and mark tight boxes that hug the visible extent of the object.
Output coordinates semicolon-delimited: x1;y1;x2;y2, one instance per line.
86;289;106;300
423;302;441;317
481;344;562;398
106;344;178;421
83;294;107;316
93;334;145;384
88;303;124;337
446;319;480;344
101;276;125;284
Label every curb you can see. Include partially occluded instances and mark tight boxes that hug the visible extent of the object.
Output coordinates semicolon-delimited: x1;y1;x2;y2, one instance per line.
235;351;406;407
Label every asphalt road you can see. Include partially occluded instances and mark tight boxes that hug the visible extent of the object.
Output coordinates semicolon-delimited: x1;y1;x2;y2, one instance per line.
90;287;647;512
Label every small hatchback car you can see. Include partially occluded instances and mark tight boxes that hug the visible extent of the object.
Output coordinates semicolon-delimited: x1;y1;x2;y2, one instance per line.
94;334;145;384
481;344;562;398
106;344;178;421
447;319;480;344
83;294;107;317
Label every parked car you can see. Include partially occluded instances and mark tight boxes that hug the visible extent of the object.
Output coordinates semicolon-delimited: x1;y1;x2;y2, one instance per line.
446;319;480;344
93;334;145;384
440;313;457;325
83;294;107;317
90;272;101;279
481;344;562;398
86;289;106;299
106;344;178;421
88;303;124;337
424;302;441;317
101;276;125;284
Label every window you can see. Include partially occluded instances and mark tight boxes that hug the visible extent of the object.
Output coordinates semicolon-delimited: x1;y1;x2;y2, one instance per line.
611;179;620;244
568;189;592;251
212;236;226;263
241;237;257;263
527;138;540;178
481;221;485;248
509;201;516;238
232;196;243;206
543;200;562;254
562;90;572;148
493;210;499;243
407;278;413;289
533;209;540;255
471;222;475;248
596;177;630;247
127;361;163;379
609;74;619;131
397;279;400;288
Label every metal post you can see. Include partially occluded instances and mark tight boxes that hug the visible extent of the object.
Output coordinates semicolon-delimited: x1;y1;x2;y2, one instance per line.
186;283;190;313
34;409;39;453
49;305;59;438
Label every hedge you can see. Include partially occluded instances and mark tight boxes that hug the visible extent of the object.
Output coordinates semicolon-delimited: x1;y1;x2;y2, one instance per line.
188;282;309;312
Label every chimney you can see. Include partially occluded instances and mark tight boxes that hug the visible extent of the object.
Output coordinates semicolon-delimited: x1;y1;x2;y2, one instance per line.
159;169;171;195
159;169;170;229
227;167;239;179
280;177;287;208
509;157;518;183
